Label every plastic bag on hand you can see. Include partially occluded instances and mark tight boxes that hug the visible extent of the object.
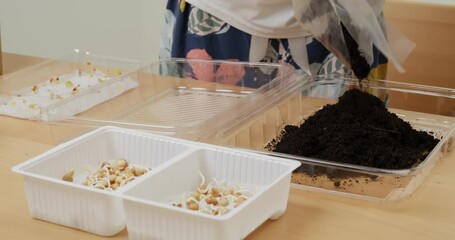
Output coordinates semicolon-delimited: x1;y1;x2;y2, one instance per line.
292;1;353;73
292;0;415;79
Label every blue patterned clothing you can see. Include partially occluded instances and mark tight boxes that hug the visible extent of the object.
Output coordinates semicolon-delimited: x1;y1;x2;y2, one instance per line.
160;0;389;93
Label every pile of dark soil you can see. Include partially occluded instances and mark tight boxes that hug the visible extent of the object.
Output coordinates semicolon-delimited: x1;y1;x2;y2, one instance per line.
270;89;439;170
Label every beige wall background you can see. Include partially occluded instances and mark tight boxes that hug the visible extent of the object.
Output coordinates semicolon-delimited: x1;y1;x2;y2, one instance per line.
0;0;166;62
385;0;455;89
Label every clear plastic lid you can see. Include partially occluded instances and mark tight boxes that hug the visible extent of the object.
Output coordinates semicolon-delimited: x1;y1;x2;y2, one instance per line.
44;58;296;141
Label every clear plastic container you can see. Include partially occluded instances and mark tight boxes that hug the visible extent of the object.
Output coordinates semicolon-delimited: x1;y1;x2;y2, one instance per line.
0;49;142;121
44;59;296;142
12;126;300;238
215;74;455;203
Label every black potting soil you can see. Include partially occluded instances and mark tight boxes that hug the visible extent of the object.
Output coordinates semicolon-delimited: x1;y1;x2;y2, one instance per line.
270;89;439;171
341;23;371;80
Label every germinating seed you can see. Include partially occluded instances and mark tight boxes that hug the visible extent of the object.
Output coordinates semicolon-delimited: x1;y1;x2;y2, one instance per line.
171;172;255;216
62;158;150;191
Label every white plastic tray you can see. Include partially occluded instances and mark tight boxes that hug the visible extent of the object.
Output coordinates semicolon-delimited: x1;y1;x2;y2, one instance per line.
0;50;142;121
11;127;194;236
122;144;300;240
12;126;300;238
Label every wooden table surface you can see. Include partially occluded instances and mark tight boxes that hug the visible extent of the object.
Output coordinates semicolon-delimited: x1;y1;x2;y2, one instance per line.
1;52;455;239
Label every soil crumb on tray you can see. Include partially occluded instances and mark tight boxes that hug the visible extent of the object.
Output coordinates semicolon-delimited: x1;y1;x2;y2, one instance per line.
270;89;439;170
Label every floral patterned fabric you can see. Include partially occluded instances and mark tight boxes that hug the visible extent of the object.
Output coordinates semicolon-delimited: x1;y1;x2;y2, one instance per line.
160;0;388;92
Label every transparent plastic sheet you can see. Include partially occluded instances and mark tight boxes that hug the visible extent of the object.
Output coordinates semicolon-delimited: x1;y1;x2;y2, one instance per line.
292;0;415;78
385;20;416;65
292;1;352;73
330;0;408;73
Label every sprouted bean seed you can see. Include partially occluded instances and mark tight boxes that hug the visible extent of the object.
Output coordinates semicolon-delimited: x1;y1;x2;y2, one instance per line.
62;170;74;182
62;158;150;191
171;172;255;216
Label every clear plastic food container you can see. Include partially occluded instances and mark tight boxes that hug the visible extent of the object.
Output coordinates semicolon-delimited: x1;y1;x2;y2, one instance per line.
0;49;142;121
215;74;455;203
44;59;296;143
12;126;300;238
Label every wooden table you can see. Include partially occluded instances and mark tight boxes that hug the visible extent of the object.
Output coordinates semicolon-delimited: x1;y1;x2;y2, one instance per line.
1;52;455;240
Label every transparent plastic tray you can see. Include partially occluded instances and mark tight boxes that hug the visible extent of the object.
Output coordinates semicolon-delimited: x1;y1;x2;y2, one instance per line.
0;50;142;121
215;75;455;203
12;126;300;238
44;59;296;142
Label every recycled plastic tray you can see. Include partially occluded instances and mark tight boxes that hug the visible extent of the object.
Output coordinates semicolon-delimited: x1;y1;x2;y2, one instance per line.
214;75;455;203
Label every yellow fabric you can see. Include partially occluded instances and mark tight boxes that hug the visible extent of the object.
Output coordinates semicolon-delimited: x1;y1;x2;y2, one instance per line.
180;0;186;12
368;63;389;102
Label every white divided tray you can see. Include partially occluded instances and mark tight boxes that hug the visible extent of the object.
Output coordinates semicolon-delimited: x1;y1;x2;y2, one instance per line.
12;126;300;238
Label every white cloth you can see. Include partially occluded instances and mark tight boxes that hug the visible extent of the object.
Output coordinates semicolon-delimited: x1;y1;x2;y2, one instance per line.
185;0;311;39
185;0;410;75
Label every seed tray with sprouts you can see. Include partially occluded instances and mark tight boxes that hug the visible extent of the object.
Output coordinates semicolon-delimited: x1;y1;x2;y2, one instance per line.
12;126;300;239
12;127;193;236
0;50;141;120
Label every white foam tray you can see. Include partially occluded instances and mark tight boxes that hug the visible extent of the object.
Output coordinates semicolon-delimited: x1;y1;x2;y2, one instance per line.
12;126;300;238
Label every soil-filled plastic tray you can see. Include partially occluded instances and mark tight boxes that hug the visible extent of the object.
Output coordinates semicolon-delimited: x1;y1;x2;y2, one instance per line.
215;75;455;202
